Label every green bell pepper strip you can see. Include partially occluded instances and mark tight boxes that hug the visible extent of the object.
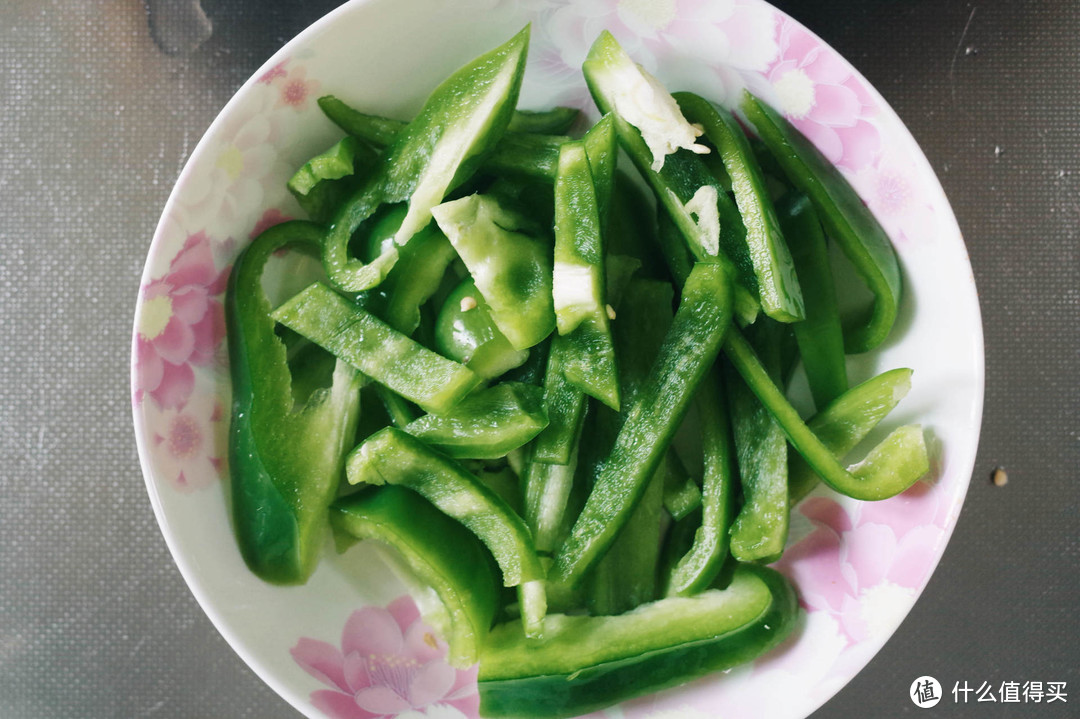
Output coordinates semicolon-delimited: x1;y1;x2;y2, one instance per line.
650;223;738;594
675;91;805;323
728;323;790;564
550;262;733;589
329;485;499;668
530;337;587;465
272;282;481;415
779;191;848;408
226;221;362;585
664;368;737;595
317;95;567;183
432;193;555;350
402;382;548;460
582;31;759;324
347;427;547;636
356;204;458;337
434;278;530;381
724;328;928;500
507;106;580;135
523;441;582;555
582;271;678;613
477;564;797;719
552;141;621;410
741;91;901;353
287;135;378;225
586;461;664;616
477;465;524;516
662;449;701;521
321;28;529;291
788;367;915;504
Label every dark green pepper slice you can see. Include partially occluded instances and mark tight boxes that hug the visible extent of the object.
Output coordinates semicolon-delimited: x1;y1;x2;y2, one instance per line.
478;564;797;719
347;427;547;635
226;221;362;584
675;91;805;323
779;191;848;408
550;262;733;589
741;91;901;353
330;485;499;667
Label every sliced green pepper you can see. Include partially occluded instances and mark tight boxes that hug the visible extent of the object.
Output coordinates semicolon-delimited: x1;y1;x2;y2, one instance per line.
789;367;915;503
287;135;377;225
664;368;737;595
356;204;458;337
432;193;555;350
724;328;928;500
507;106;580;135
529;338;587;465
226;221;362;584
434;278;530;381
779;191;848;408
272;282;480;415
675;91;804;323
552;138;620;410
728;323;789;564
523;441;582;555
322;28;529;291
317;95;567;183
661;449;701;521
550;262;733;589
347;427;546;635
741;91;901;353
330;485;499;667
402;382;548;459
478;564;797;719
582;31;758;324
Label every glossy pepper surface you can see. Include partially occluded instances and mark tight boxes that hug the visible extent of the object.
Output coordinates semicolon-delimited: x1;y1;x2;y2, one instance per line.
741;91;901;353
478;564;797;719
226;221;362;584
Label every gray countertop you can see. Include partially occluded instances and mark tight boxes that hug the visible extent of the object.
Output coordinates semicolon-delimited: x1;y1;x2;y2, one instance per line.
0;1;1076;717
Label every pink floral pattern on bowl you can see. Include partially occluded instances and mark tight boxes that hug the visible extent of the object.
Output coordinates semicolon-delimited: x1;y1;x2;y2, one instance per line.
292;597;480;719
132;1;982;718
134;230;228;411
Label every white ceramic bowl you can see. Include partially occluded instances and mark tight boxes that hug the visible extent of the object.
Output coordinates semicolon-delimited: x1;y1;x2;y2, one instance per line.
132;1;984;717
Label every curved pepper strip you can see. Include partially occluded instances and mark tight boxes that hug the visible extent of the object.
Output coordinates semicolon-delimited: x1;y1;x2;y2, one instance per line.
321;27;529;291
330;485;499;668
741;91;901;353
582;31;758;324
675;91;805;323
550;262;733;589
788;368;915;504
287;135;378;225
226;221;362;585
724;328;928;500
779;191;848;408
477;564;797;719
347;427;547;636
